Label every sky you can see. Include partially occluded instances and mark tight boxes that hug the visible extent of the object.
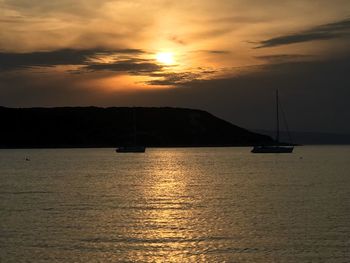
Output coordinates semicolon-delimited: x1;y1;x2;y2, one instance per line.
1;0;350;133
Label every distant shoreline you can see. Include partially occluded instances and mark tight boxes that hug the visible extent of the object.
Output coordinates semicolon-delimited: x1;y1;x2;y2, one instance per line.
0;106;273;148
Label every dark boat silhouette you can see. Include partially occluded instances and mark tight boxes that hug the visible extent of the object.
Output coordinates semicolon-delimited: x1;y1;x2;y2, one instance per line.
116;146;146;153
116;109;146;153
252;90;294;154
251;145;293;153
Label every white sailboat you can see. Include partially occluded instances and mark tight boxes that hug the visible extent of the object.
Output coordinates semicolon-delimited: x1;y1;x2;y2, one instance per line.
252;90;294;153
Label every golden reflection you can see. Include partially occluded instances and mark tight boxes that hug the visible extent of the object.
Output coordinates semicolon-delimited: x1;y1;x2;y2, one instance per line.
128;150;207;262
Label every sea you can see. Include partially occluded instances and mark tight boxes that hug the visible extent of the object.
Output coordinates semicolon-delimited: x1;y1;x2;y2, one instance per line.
0;146;349;262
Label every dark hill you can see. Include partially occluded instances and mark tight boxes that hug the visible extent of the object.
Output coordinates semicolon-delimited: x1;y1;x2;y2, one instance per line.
0;106;272;148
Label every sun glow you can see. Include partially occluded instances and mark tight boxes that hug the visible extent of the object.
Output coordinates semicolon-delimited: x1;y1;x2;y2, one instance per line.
156;52;175;65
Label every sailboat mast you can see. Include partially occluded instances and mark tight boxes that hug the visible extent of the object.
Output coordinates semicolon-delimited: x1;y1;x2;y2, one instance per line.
133;108;137;145
276;89;280;143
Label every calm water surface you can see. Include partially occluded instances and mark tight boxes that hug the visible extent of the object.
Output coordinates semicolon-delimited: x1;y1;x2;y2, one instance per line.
0;146;349;262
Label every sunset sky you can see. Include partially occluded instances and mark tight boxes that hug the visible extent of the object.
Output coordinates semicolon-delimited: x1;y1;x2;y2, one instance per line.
1;0;350;132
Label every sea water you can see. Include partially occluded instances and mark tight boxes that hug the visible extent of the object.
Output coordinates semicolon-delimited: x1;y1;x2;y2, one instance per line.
0;146;349;262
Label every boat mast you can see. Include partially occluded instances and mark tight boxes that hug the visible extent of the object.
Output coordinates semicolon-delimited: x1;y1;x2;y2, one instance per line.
133;108;137;145
276;89;280;144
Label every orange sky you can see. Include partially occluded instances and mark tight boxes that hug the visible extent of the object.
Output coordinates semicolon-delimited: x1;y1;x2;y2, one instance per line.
1;0;349;90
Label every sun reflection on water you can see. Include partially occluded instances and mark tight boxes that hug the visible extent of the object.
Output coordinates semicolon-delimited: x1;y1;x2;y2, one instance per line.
126;150;205;262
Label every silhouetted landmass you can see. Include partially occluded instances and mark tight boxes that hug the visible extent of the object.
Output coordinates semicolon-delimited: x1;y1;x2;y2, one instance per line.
0;106;272;148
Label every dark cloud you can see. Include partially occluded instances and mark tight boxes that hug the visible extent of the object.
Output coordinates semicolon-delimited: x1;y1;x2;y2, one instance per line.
0;46;226;84
255;54;312;63
0;47;214;84
192;50;231;55
193;28;234;40
2;0;109;17
206;50;231;54
256;18;350;48
204;15;268;24
144;67;219;86
0;48;145;71
0;16;26;24
85;59;163;74
169;35;187;45
146;72;203;86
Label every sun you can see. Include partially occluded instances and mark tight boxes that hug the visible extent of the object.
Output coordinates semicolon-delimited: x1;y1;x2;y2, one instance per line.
156;52;174;65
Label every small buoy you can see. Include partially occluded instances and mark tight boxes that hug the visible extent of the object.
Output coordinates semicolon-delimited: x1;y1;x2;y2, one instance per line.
299;156;303;159
25;157;30;161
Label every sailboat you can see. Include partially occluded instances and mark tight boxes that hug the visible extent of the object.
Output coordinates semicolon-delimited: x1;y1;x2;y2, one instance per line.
116;145;145;153
116;109;146;153
251;90;294;153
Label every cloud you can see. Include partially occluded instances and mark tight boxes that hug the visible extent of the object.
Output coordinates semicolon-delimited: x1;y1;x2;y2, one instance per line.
2;0;112;17
146;72;203;86
84;59;163;74
256;18;350;48
202;15;269;24
192;27;235;40
192;50;231;55
255;54;313;63
0;47;222;85
0;48;145;71
169;35;187;45
205;50;231;54
144;67;219;86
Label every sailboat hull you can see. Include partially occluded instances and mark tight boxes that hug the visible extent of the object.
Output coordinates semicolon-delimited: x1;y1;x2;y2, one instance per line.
116;146;146;153
251;146;294;153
